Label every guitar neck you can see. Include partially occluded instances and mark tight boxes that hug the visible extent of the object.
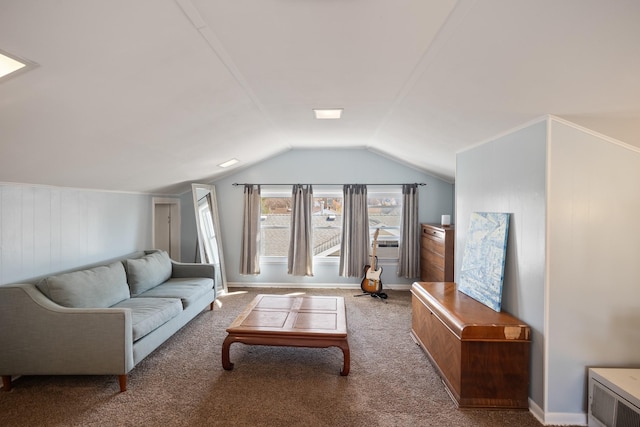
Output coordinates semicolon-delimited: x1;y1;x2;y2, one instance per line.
371;229;379;267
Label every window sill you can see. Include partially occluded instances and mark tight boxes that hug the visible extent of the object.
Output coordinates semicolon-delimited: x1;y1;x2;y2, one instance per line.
259;257;398;265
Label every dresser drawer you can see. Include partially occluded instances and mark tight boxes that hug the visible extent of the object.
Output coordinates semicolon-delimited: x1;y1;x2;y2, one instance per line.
422;226;445;241
421;266;445;282
422;236;445;256
421;247;445;270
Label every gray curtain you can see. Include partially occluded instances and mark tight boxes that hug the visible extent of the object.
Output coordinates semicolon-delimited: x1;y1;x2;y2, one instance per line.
288;184;314;276
339;184;370;277
240;184;261;275
398;183;420;278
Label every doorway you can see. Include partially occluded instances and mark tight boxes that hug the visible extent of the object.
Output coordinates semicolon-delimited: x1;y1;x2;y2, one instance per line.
152;197;181;260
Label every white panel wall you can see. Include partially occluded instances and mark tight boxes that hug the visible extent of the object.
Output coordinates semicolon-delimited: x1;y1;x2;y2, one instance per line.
546;120;640;415
195;148;455;287
456;120;547;410
0;183;153;285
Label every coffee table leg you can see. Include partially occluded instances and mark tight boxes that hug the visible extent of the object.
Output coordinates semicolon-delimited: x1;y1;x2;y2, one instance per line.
223;334;350;376
222;335;235;370
339;341;350;376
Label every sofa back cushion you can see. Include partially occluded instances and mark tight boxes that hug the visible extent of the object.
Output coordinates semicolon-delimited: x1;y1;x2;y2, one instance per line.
124;250;172;296
36;262;130;308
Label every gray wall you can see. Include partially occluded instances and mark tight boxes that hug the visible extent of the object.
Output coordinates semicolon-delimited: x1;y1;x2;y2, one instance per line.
0;183;153;285
456;120;547;412
180;190;199;263
546;120;640;417
184;148;455;287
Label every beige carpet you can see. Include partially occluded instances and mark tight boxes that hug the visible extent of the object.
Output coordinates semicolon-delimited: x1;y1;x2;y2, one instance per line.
0;288;549;426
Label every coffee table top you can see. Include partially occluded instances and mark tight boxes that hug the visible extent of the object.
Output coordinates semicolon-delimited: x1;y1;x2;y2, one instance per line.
226;294;347;338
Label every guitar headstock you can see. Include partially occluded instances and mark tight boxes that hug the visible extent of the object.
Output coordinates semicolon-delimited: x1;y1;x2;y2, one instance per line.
373;228;380;242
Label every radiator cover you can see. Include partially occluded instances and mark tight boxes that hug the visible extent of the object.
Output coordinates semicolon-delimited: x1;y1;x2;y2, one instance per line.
589;368;640;427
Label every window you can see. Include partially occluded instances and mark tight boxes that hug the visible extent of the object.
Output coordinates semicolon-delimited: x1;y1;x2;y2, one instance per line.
260;188;402;259
197;199;220;265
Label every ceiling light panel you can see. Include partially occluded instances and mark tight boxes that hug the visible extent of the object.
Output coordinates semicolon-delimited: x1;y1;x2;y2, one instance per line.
0;50;32;81
218;158;239;168
313;109;343;119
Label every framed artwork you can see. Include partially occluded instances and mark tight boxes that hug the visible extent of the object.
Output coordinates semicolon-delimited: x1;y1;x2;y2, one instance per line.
458;212;510;312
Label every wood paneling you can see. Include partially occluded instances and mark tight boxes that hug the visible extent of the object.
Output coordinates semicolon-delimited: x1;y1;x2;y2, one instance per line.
0;183;154;285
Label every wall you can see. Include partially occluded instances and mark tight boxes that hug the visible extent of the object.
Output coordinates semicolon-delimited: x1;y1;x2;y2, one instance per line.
0;183;154;285
183;148;455;287
180;190;199;263
456;120;547;412
546;120;640;417
457;117;640;424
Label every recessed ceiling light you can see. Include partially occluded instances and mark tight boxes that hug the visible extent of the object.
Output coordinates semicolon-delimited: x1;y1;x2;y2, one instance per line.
218;158;239;168
0;50;30;80
313;108;343;119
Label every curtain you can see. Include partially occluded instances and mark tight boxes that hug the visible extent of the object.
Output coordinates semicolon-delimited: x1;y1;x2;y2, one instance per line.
339;184;370;277
240;184;261;275
398;183;420;278
288;184;314;276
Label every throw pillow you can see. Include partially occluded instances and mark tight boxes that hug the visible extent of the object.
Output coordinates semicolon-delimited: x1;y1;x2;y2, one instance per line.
125;250;172;296
36;262;130;308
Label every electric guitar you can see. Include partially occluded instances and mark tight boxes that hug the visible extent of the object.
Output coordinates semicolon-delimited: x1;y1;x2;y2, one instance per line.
361;229;383;294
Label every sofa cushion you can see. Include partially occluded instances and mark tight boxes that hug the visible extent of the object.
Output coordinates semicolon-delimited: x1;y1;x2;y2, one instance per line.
136;277;214;309
111;297;182;341
36;262;130;308
124;250;172;296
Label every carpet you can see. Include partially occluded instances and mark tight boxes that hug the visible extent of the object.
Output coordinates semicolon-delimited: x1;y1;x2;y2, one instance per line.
0;287;547;426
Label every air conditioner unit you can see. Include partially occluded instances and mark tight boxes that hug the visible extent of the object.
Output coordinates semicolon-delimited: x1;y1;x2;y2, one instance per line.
588;368;640;427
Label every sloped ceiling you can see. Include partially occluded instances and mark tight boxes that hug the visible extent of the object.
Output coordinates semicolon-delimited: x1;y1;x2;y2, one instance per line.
1;0;639;194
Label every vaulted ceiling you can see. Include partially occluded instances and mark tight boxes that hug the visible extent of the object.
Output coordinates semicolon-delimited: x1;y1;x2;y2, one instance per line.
1;0;639;194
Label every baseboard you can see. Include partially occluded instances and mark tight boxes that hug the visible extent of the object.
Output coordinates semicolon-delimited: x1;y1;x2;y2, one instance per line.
529;398;587;426
528;399;545;425
228;282;412;291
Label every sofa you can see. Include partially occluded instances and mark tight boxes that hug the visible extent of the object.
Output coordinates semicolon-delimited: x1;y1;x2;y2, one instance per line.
0;250;216;392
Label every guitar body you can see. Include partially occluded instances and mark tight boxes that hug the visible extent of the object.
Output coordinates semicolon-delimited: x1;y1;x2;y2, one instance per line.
361;259;383;293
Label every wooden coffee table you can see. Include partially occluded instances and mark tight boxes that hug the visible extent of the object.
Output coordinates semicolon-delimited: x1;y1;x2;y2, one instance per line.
222;294;350;376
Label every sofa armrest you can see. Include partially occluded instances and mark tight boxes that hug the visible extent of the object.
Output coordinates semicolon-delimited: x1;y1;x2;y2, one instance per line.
0;284;134;376
170;261;215;280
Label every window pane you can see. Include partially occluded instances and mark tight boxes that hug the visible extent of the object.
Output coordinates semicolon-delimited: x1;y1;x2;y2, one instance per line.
313;196;342;257
368;193;401;259
260;191;403;259
261;197;291;257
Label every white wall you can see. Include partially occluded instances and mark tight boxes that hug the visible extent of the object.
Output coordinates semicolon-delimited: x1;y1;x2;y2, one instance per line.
189;148;455;287
0;183;154;285
546;120;640;416
456;120;548;411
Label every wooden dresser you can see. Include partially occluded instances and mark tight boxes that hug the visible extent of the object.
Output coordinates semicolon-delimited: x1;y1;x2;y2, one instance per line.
411;282;531;409
420;224;454;282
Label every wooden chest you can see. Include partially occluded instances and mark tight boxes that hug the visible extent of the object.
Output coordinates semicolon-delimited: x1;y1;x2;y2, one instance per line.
420;224;454;282
410;282;531;409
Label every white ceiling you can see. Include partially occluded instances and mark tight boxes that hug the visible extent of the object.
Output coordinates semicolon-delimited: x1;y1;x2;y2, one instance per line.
1;0;639;194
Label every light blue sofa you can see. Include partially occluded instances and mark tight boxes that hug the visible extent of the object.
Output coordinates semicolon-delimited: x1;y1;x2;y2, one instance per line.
0;250;215;392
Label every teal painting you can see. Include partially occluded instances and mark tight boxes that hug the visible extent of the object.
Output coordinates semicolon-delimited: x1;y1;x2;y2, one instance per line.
458;212;510;312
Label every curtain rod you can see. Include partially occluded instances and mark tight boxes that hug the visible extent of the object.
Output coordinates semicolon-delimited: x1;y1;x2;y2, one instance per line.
232;182;426;187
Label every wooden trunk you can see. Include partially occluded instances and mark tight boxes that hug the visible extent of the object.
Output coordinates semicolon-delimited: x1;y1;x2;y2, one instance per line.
410;282;531;409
